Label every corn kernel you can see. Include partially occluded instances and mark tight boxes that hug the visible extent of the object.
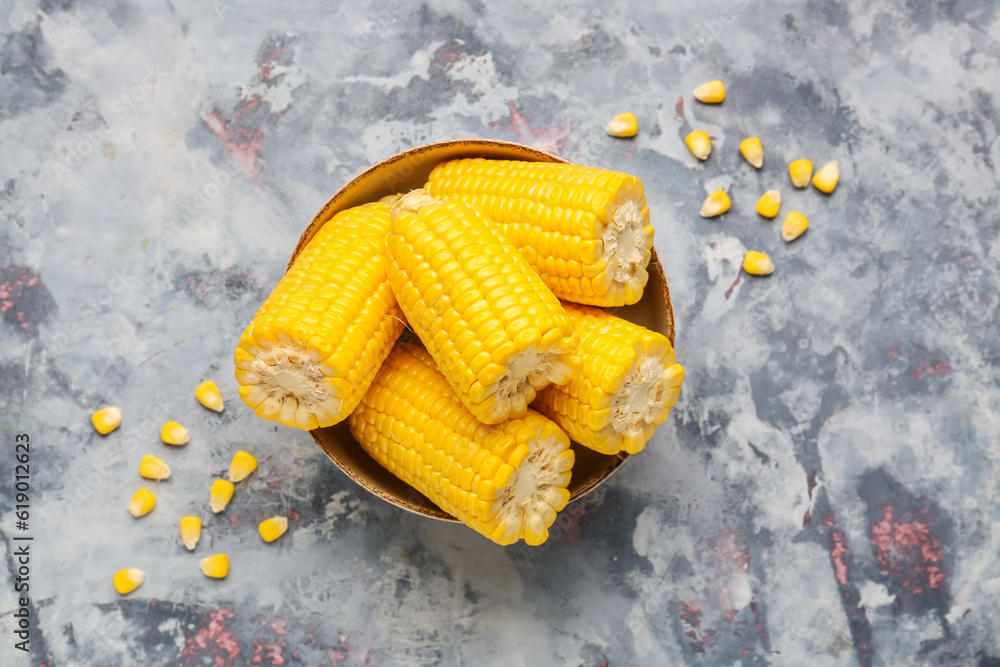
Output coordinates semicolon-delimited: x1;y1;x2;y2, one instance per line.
139;454;170;481
693;79;726;103
210;479;235;513
195;381;224;412
812;161;840;193
782;211;809;242
179;516;202;551
740;137;764;168
605;112;638;138
699;190;731;218
258;516;288;543
127;488;156;518
199;553;230;579
756;190;781;218
113;568;144;595
228;450;257;483
743;251;775;276
789;159;813;188
160;421;189;446
684;131;711;160
92;406;122;435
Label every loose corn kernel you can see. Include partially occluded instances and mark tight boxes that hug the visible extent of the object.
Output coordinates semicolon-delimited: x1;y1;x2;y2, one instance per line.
812;161;840;193
789;159;813;188
756;190;781;218
113;568;144;595
782;211;809;242
127;488;156;518
179;516;202;550
228;450;257;483
199;553;230;579
139;454;171;481
160;421;190;446
693;79;726;103
684;131;711;160
743;251;775;276
210;479;235;514
740;137;764;168
195;381;224;412
699;190;731;218
92;406;122;435
605;112;638;137
258;516;288;543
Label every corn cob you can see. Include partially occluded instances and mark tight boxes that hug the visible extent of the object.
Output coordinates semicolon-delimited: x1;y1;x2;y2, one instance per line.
387;190;579;425
348;343;574;546
234;203;404;430
533;303;683;455
424;159;653;307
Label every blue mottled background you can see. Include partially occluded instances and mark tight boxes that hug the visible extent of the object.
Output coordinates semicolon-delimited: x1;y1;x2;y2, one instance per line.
1;0;999;665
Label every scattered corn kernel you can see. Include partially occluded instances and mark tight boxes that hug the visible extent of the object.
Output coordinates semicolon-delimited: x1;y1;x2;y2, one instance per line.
92;406;122;435
699;190;732;218
210;479;235;514
740;137;764;168
789;159;813;188
113;568;145;595
756;190;781;218
179;516;202;551
693;79;726;103
258;516;289;543
139;454;170;481
684;130;711;160
782;212;809;242
812;161;840;193
127;488;156;518
195;381;224;412
605;112;638;138
160;421;190;446
743;251;775;276
200;553;230;579
228;450;257;483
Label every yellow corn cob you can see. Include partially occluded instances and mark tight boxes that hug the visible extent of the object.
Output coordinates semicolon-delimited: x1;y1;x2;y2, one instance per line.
387;190;579;425
210;479;235;513
234;203;404;431
113;568;144;595
179;516;202;550
127;488;156;517
533;304;683;455
348;343;574;546
425;159;653;307
258;516;288;543
195;381;224;412
92;406;122;435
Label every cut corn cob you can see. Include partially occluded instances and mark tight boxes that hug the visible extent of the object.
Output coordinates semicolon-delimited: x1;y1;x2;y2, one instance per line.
128;488;156;517
113;568;144;595
387;190;579;425
258;516;288;543
756;190;781;218
200;553;230;579
606;112;638;137
234;202;404;431
228;451;257;483
139;454;170;481
196;381;224;412
424;159;653;307
699;190;731;218
743;251;775;276
210;479;235;513
160;421;190;446
693;80;726;103
782;212;809;241
789;159;813;188
740;137;764;168
812;161;839;193
533;304;683;455
348;344;574;546
179;516;202;550
684;131;712;160
92;406;121;435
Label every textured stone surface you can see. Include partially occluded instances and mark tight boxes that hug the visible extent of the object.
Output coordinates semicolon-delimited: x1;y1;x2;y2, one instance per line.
1;0;999;665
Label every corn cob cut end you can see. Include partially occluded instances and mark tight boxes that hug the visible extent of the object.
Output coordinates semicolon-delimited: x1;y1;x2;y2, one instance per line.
598;196;653;306
609;358;684;455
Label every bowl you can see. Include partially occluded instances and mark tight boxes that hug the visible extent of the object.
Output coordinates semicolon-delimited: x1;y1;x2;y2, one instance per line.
291;139;675;521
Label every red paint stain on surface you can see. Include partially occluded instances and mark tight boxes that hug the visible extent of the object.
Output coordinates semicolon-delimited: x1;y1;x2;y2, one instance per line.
870;504;948;604
802;510;811;527
887;344;900;361
806;469;818;499
182;607;241;665
202;110;265;180
912;359;951;381
0;265;55;337
675;96;685;118
492;103;570;155
724;273;741;300
824;513;852;587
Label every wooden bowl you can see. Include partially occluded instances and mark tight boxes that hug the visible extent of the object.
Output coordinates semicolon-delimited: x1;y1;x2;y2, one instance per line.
291;139;675;521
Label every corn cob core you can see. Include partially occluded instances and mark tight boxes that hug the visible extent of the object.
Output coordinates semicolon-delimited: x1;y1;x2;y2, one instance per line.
349;344;574;546
425;159;653;307
534;304;683;455
387;190;579;425
234;203;404;431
